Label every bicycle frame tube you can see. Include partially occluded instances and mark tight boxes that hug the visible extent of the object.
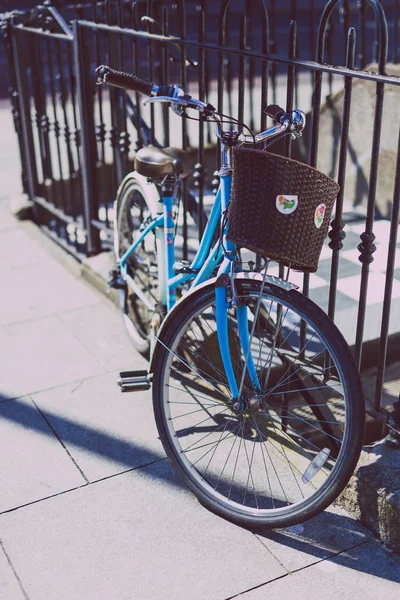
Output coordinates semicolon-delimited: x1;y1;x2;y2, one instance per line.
119;214;164;266
165;184;223;292
165;182;225;292
119;183;224;311
163;194;176;311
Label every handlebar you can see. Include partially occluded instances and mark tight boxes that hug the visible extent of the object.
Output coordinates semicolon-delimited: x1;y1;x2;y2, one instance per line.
96;65;214;115
95;65;306;142
96;65;155;96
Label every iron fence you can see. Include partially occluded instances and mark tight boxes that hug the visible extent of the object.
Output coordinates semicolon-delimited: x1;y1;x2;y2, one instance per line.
2;0;400;416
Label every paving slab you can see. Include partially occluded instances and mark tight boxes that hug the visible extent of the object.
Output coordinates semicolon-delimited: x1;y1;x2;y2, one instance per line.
0;226;55;269
0;199;20;232
0;397;85;513
0;461;286;600
57;303;147;372
0;544;26;600
239;541;400;599
0;258;100;328
31;372;164;481
0;316;104;398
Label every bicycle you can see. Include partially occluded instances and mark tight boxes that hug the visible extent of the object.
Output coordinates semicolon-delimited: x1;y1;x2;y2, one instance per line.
96;65;365;529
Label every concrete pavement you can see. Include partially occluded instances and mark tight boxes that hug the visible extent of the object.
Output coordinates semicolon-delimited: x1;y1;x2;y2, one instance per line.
1;98;400;599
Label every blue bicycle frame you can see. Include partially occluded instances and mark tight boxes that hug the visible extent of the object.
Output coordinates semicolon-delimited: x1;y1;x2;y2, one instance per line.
119;177;225;307
119;170;261;402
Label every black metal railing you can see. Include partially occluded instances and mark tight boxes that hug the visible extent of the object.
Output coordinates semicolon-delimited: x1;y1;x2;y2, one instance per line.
2;0;400;416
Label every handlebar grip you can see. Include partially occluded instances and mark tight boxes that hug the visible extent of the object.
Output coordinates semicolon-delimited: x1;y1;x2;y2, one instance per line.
96;65;153;95
264;104;286;123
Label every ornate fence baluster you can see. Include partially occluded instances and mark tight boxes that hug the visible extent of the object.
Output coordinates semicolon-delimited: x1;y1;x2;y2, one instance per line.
327;28;356;325
131;2;143;151
194;6;206;238
238;16;247;129
2;19;28;194
73;20;100;255
116;0;129;180
161;6;170;148
176;0;189;260
11;27;39;202
46;37;65;217
374;128;400;411
31;32;53;203
56;40;75;221
94;1;108;229
354;1;388;370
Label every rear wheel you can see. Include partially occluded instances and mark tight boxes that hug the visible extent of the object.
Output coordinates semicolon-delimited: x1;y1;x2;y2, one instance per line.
115;174;208;356
115;176;163;356
152;278;364;528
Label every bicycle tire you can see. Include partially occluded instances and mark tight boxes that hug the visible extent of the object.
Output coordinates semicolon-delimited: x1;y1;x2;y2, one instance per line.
152;276;364;528
115;173;164;356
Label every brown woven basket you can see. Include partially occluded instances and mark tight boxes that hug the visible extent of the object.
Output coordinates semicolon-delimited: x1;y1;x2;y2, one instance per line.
227;148;340;272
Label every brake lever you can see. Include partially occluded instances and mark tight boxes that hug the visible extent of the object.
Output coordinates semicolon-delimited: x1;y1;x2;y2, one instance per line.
143;96;176;105
143;95;187;116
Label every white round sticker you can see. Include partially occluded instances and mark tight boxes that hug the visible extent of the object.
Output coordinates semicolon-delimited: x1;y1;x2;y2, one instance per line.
314;204;326;229
276;195;298;215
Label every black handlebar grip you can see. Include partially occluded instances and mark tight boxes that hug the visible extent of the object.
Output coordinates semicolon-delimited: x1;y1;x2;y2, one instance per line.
264;104;286;123
96;65;153;95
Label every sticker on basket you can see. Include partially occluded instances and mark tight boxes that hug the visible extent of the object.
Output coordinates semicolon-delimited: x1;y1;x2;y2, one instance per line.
314;204;326;229
276;195;298;215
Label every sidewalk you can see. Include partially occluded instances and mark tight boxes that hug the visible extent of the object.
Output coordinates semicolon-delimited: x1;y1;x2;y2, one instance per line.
1;100;400;599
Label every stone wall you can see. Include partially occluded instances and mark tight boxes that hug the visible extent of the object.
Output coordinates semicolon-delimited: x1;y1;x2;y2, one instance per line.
315;63;400;220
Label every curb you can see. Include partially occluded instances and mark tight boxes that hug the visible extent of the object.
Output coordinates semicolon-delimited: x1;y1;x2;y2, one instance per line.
339;440;400;554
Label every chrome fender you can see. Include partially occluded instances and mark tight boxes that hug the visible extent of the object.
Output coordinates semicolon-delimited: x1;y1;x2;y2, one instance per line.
113;171;161;258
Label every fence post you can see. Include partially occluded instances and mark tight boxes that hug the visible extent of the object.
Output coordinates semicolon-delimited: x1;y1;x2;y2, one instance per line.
1;18;29;195
73;20;101;256
10;26;39;203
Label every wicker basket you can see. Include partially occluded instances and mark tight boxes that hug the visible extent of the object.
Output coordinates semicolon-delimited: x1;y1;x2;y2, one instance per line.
227;148;340;273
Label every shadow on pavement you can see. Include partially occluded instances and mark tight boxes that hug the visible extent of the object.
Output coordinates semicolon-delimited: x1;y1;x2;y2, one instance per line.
0;391;185;491
1;391;400;583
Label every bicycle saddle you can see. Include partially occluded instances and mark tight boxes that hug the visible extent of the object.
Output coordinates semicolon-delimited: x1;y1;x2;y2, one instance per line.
135;146;191;180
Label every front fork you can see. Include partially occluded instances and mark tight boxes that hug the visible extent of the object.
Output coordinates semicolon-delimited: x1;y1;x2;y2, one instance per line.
215;261;261;401
214;173;261;402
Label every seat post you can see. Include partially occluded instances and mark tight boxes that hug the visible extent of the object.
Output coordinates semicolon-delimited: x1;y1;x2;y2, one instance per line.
161;174;176;198
160;174;177;311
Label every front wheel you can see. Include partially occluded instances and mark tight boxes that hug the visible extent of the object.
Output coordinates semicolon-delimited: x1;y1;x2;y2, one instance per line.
152;277;364;528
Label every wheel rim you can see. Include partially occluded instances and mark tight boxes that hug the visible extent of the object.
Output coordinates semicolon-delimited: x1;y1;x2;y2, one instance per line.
117;185;159;343
158;286;360;523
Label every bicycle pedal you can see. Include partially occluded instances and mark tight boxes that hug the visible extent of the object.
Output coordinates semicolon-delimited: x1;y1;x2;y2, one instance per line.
117;370;151;392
